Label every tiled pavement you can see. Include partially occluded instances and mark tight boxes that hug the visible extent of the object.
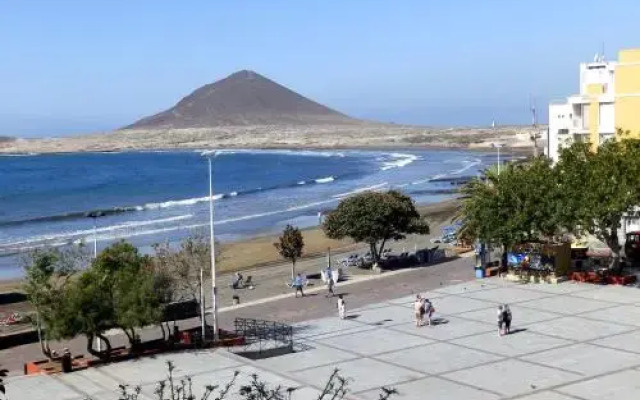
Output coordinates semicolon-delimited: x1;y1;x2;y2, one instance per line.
8;278;640;399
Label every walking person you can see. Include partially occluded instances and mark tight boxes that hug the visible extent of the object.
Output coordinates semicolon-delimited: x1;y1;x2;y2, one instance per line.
497;305;506;336
423;298;435;326
292;273;304;298
504;304;512;334
414;295;424;327
326;275;335;297
337;294;346;319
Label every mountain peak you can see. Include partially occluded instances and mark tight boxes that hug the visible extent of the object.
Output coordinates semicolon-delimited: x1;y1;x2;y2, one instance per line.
123;71;355;129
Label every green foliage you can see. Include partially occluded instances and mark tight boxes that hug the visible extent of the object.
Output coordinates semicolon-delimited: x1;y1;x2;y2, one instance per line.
458;157;560;247
274;225;304;278
22;245;90;357
459;135;640;268
152;233;218;302
556;133;640;260
323;190;429;261
25;241;170;359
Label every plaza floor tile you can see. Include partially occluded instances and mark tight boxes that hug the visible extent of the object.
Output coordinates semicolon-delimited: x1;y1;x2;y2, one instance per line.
388;316;495;341
292;358;424;394
556;369;640;400
359;376;500;400
451;330;572;357
518;295;616;315
375;342;503;375
527;316;634;341
314;327;433;356
442;359;580;397
521;343;640;376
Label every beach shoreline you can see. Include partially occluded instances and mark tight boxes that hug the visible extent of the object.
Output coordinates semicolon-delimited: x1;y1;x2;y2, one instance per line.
0;198;461;291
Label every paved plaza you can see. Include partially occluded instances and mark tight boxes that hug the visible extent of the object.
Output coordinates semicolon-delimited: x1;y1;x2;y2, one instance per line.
8;277;640;399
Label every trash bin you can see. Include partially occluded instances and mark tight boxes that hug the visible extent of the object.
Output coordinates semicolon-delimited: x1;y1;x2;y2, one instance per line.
475;268;485;279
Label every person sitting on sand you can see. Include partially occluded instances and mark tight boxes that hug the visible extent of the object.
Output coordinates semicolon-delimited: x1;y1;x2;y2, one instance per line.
231;272;243;289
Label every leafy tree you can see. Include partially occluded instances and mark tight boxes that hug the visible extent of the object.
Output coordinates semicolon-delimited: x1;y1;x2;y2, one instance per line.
22;245;89;358
556;134;640;269
457;157;561;249
323;191;429;262
274;225;304;279
152;233;218;302
91;241;166;349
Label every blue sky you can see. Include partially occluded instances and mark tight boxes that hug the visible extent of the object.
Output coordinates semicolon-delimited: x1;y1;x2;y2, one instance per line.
1;1;639;137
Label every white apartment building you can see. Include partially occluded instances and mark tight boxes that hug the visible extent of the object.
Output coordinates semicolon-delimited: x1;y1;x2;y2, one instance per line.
546;57;616;162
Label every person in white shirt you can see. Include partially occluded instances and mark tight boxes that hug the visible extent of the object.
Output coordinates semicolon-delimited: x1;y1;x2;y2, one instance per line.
337;294;346;319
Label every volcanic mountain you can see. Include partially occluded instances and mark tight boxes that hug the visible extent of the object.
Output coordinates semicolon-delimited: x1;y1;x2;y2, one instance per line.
123;70;356;129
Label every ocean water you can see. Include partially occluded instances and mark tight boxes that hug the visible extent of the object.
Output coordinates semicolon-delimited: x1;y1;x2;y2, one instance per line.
0;148;494;279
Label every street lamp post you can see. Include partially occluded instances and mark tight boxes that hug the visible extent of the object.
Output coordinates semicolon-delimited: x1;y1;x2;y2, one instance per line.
204;153;219;342
491;143;505;175
86;211;104;352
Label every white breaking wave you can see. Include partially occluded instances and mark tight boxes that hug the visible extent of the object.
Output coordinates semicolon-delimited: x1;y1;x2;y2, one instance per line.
196;149;346;158
229;192;238;197
450;158;482;175
297;181;307;185
140;194;224;210
381;153;418;171
76;198;345;244
315;176;335;184
0;214;194;249
332;183;389;198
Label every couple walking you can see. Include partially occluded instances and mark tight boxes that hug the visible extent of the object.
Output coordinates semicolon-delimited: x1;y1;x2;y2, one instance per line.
414;294;435;327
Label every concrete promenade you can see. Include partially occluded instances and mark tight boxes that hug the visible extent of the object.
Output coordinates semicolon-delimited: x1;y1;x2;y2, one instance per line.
8;276;640;399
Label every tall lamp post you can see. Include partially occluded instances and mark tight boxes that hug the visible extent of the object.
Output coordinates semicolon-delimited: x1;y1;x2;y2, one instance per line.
491;143;505;175
202;151;219;342
86;211;104;351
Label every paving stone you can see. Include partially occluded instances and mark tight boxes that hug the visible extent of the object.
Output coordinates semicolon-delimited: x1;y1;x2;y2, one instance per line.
570;285;640;304
256;342;359;372
591;330;640;353
292;358;424;394
103;350;243;385
315;327;433;356
442;359;580;397
518;295;616;315
348;304;420;326
522;343;640;376
434;281;497;295
515;391;581;400
293;317;368;339
427;295;495;315
359;376;500;400
462;287;555;304
3;375;82;400
514;281;597;294
581;304;640;327
527;316;634;341
388;316;495;341
451;330;572;357
556;369;640;400
387;291;449;307
457;305;561;326
375;342;503;374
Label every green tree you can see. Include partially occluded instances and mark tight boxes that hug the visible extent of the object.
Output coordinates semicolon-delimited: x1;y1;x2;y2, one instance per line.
22;245;89;358
274;225;304;279
556;134;640;269
457;157;561;249
91;241;166;348
323;191;429;262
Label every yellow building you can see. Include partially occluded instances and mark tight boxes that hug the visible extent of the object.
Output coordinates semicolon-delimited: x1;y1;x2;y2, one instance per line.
615;49;640;138
547;48;640;161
